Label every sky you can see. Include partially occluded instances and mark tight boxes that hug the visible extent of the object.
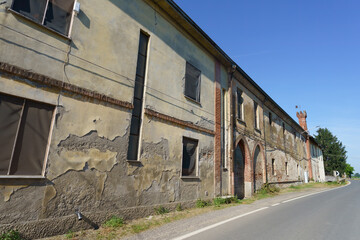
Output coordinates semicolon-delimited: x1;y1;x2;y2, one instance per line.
175;0;360;173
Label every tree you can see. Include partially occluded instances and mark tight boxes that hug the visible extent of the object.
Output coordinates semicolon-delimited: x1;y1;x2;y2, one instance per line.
344;163;354;178
314;128;347;175
354;173;360;178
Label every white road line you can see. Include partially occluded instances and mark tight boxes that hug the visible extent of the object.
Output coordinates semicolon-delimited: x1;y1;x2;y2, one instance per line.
173;182;351;240
282;181;351;203
172;207;269;240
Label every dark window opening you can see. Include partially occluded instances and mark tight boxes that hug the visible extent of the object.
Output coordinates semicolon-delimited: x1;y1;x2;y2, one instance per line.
272;158;275;176
282;122;286;134
285;162;288;175
11;0;75;36
184;62;201;102
182;137;198;177
127;32;149;161
237;88;243;120
254;101;258;129
0;93;54;176
269;112;272;125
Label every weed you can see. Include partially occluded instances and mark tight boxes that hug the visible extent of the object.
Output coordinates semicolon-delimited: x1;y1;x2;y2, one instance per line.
0;230;22;240
176;203;183;211
261;183;280;193
154;206;169;215
213;197;232;207
65;230;76;239
196;199;210;208
103;216;124;228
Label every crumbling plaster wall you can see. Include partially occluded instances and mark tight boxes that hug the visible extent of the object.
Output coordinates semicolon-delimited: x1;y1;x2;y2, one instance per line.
231;79;308;195
0;0;217;232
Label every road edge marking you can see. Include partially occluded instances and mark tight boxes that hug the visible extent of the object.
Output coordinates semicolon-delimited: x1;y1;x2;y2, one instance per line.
172;207;269;240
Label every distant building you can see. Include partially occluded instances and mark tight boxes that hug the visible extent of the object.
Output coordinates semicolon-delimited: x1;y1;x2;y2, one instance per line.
0;0;324;238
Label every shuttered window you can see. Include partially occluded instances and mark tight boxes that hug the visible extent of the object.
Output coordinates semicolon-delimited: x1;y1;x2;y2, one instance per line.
11;0;75;36
184;62;201;102
182;137;198;177
0;93;54;176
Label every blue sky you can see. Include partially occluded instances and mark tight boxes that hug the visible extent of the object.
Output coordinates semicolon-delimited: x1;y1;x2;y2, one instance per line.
175;0;360;173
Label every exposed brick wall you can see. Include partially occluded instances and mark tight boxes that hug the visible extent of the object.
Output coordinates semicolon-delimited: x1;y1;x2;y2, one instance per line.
144;108;215;135
296;110;313;179
0;62;133;109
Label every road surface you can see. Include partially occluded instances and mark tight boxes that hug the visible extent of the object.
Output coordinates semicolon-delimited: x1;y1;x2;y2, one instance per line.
125;181;360;240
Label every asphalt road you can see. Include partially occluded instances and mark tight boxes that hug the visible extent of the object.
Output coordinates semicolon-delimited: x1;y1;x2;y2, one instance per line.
125;181;360;240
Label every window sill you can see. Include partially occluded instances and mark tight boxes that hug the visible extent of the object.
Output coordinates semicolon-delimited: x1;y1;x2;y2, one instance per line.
236;118;246;126
181;176;200;180
184;95;201;106
0;175;45;179
7;8;72;41
127;160;142;164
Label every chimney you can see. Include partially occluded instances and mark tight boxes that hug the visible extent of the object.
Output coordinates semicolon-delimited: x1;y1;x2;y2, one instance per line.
296;110;308;132
296;110;313;180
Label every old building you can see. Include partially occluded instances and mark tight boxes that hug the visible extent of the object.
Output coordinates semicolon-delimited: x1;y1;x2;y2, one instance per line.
0;0;324;238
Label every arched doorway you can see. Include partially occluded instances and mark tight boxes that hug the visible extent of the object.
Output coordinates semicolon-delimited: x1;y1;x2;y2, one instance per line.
234;140;245;199
253;145;263;192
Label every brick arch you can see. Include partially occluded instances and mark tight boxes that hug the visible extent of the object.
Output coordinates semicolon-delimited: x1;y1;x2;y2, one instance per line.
251;142;266;192
233;136;252;198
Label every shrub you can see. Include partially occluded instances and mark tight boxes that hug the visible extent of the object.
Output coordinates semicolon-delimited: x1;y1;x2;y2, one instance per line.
196;199;210;208
0;230;22;240
261;183;280;193
176;203;183;211
103;216;124;228
154;206;169;215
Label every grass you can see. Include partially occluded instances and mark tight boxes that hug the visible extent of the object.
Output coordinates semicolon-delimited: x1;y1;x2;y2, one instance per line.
154;206;169;215
103;216;124;228
0;230;22;240
43;181;347;240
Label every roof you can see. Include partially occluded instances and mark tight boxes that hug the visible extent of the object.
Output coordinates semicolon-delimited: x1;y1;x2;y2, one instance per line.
152;0;308;136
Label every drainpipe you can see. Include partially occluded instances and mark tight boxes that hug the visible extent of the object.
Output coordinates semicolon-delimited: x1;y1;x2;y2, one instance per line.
262;99;268;184
228;64;236;195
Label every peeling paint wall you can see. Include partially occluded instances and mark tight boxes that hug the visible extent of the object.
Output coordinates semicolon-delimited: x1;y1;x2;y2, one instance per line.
231;77;309;197
0;0;218;238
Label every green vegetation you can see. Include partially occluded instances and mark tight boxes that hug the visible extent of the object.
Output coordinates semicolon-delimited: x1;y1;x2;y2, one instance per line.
196;199;211;208
45;182;347;240
314;128;350;175
0;230;22;240
175;203;183;211
103;216;124;228
345;163;354;178
154;206;169;215
65;230;75;239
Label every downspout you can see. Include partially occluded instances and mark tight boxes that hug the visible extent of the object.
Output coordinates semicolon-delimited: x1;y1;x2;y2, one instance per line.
262;99;268;184
228;64;236;195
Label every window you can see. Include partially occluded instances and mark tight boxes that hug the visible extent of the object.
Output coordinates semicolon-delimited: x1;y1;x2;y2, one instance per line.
254;101;259;129
182;137;198;177
285;162;288;175
184;62;201;102
236;88;243;120
269;112;272;125
0;93;55;176
282;122;285;134
11;0;75;36
272;158;275;176
127;32;149;161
